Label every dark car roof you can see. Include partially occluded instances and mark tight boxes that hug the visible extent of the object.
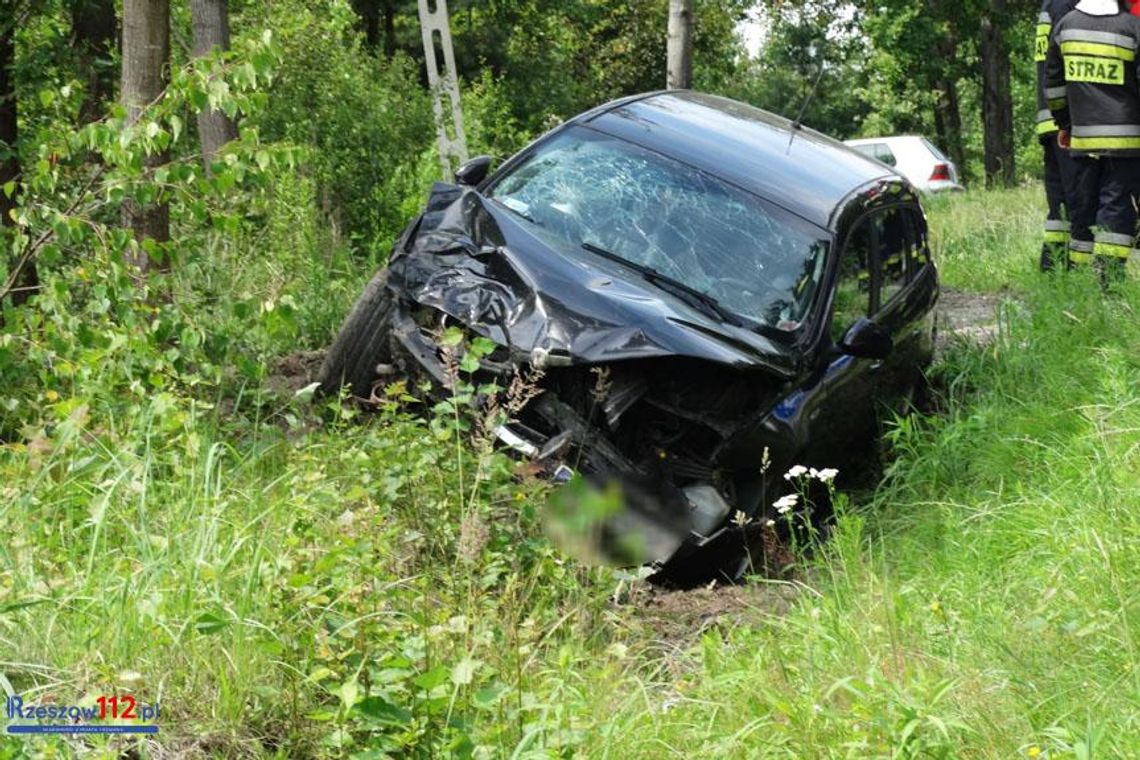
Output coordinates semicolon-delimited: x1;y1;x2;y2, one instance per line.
577;91;898;230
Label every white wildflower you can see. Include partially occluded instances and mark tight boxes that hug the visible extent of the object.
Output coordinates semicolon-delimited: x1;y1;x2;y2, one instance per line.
773;493;798;514
765;519;776;527
784;465;808;480
814;468;838;483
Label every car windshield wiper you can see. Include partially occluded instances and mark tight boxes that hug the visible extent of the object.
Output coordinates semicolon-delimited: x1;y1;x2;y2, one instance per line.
581;242;744;327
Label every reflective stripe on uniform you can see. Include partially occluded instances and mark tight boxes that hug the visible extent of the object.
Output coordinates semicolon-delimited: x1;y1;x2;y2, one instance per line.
1072;124;1140;136
1094;241;1133;259
1069;238;1094;264
1036;108;1059;134
1037;22;1052;62
1045;84;1067;111
1095;231;1135;260
1070;135;1140;149
1057;28;1137;57
1044;219;1070;244
1095;231;1133;246
1039;11;1051;24
1070;121;1140;150
1060;41;1137;61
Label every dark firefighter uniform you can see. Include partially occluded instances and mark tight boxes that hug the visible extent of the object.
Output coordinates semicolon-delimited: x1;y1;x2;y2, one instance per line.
1046;1;1140;278
1036;0;1080;270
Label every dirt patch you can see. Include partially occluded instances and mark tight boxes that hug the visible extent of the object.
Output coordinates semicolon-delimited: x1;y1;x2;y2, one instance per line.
626;580;802;642
936;286;1012;354
265;350;326;395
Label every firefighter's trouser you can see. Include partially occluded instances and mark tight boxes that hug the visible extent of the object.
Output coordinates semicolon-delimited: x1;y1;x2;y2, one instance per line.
1042;138;1078;271
1069;154;1140;280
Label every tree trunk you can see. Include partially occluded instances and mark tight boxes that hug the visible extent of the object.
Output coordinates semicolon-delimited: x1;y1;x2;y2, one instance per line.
980;4;1015;187
352;0;381;50
1;18;35;308
934;76;967;180
121;0;170;273
383;0;396;58
71;0;116;124
190;0;237;168
666;0;692;89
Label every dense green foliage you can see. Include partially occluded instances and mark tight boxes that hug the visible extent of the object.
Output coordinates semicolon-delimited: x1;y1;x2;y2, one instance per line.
3;0;1139;757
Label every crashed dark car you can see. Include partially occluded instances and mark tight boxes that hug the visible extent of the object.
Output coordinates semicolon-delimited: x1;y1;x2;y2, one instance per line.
319;91;938;582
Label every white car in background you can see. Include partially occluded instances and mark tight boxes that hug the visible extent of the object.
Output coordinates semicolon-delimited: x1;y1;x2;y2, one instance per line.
845;136;964;193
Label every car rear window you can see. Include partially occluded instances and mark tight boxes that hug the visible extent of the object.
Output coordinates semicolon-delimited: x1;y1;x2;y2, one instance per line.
852;142;897;167
487;127;830;333
920;138;948;162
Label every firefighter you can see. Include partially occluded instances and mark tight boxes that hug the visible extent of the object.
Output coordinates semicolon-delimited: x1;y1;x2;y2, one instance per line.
1046;0;1140;283
1037;0;1080;271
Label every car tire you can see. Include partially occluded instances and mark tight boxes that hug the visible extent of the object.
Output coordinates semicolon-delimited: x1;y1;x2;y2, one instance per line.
318;269;396;399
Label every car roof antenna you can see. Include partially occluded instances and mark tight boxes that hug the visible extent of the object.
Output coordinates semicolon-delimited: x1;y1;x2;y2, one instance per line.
787;57;826;154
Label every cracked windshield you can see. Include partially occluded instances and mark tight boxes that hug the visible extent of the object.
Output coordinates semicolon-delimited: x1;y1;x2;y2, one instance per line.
488;127;828;332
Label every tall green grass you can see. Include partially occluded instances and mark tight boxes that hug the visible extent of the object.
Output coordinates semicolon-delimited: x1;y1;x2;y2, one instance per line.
924;186;1042;291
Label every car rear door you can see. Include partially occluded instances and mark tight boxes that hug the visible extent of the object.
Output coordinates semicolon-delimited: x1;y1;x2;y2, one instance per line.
793;217;881;467
867;204;938;413
799;203;935;468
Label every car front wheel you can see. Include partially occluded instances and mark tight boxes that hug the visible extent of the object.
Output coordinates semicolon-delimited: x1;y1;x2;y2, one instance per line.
318;270;395;399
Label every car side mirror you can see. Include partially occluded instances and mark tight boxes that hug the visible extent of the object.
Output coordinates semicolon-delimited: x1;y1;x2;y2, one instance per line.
455;155;493;186
839;317;893;360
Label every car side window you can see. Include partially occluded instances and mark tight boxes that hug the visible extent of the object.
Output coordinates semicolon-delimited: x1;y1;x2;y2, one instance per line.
830;220;873;343
878;208;911;306
853;143;897;167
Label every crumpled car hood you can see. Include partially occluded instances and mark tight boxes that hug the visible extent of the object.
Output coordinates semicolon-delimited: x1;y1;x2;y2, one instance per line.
387;183;801;377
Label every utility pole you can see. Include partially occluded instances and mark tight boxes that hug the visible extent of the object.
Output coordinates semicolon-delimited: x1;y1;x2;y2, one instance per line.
667;0;693;89
417;0;468;180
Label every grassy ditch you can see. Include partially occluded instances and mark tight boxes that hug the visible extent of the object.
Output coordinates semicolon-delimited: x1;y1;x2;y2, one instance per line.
2;187;1138;758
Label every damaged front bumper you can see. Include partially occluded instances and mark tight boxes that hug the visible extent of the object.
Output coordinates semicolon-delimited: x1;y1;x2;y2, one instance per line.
386;295;790;572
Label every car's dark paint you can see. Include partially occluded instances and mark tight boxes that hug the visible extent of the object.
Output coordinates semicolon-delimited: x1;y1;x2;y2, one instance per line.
840;318;893;360
390;184;802;374
455;155;493;186
331;91;939;580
